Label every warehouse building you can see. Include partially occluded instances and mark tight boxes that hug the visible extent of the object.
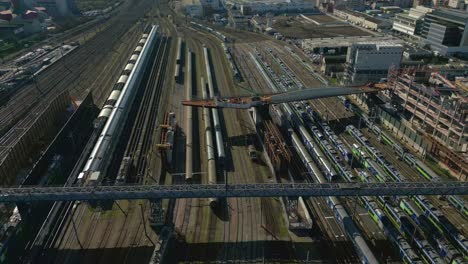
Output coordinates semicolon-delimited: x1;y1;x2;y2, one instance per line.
183;0;221;17
223;0;315;15
334;8;392;31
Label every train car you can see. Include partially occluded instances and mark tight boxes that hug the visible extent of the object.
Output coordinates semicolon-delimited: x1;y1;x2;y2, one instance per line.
291;131;378;263
375;208;424;263
403;153;416;167
399;199;464;263
115;156;132;185
291;131;322;181
357;170;372;183
298;126;337;181
175;37;182;64
367;159;388;183
381;162;403;181
413;160;441;182
393;144;406;160
361;196;423;263
360;196;382;224
203;47;226;166
380;130;394;146
337;143;353;163
414;196;468;255
447;196;467;218
174;63;181;83
78;25;159;185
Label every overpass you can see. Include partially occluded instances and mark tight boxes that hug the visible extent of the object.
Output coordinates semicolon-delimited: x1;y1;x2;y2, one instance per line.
2;182;467;202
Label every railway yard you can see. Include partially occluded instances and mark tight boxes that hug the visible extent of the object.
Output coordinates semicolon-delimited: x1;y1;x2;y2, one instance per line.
0;0;466;263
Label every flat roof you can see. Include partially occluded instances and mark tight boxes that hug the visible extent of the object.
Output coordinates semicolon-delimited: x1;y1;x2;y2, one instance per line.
229;0;308;5
354;41;403;47
302;35;403;48
339;9;384;24
182;0;200;6
429;8;468;25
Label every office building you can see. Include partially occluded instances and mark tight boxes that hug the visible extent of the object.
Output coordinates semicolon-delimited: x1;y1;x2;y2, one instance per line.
392;6;433;39
421;8;468;56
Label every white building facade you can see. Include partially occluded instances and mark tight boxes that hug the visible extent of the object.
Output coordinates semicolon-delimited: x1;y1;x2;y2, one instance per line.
392;6;433;38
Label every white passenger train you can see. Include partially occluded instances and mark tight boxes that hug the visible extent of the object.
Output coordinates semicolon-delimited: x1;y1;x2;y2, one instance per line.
78;25;159;185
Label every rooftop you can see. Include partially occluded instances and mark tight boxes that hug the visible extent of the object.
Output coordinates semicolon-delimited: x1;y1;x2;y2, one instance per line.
226;0;308;5
182;0;201;6
302;35;403;48
353;41;403;48
428;8;468;25
340;9;384;24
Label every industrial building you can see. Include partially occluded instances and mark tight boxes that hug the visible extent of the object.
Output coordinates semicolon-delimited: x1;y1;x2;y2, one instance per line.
344;42;403;85
301;35;403;54
34;0;75;17
387;68;467;153
183;0;221;17
343;0;365;10
392;6;433;39
223;0;315;15
334;8;392;31
421;8;468;56
184;0;203;17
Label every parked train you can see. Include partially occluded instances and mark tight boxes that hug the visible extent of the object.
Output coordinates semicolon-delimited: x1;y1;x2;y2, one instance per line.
77;25;159;185
384;203;443;264
353;105;467;218
360;196;424;263
174;37;183;83
203;47;226;166
190;21;228;42
291;131;378;263
400;199;464;263
413;195;468;257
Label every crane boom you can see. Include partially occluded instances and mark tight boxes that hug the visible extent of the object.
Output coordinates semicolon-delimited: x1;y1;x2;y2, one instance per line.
182;84;385;109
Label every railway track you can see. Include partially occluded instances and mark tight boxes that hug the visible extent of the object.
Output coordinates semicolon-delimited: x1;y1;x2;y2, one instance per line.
34;22;170;264
120;35;170;184
193;28;292;262
77;32;171;263
239;39;364;262
0;0;155;137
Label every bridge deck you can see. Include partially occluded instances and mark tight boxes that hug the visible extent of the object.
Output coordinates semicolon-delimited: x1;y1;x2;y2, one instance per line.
2;182;467;202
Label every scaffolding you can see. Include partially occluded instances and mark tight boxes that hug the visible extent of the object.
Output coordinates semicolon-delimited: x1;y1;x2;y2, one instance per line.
387;67;468;176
